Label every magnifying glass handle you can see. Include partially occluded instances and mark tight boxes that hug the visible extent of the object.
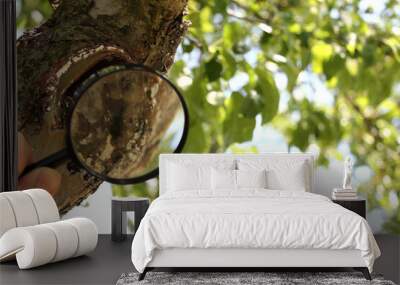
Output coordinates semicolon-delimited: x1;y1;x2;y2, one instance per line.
19;148;69;179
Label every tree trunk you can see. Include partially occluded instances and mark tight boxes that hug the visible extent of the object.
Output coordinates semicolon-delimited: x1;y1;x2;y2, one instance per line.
17;0;189;214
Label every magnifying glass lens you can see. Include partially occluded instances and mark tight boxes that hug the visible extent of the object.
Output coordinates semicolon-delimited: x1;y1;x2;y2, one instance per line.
69;68;186;182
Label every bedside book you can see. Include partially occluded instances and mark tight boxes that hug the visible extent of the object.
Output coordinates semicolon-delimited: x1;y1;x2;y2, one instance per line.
332;188;357;200
332;194;359;200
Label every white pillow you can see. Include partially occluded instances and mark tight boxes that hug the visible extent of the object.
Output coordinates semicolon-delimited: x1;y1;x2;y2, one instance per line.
236;169;267;189
167;162;211;191
266;168;306;191
211;168;236;191
237;159;310;191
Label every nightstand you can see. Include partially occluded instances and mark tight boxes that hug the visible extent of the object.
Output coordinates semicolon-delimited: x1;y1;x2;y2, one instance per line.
332;198;366;218
111;197;150;241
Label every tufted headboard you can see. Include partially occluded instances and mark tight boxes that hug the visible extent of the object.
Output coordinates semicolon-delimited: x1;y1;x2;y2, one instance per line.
159;153;315;195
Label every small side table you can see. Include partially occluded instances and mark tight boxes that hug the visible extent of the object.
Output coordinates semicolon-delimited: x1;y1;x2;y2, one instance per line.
111;197;149;242
332;198;366;218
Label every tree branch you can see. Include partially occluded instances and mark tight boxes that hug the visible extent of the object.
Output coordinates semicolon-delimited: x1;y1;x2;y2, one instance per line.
230;0;273;24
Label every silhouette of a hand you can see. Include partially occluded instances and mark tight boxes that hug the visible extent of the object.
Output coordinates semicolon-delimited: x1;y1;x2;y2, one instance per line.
17;133;61;195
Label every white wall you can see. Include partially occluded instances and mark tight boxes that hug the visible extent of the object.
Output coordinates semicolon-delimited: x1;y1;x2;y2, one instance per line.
63;183;112;234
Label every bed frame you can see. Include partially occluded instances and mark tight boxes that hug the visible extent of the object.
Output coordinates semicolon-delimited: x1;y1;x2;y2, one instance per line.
138;154;372;280
139;248;370;280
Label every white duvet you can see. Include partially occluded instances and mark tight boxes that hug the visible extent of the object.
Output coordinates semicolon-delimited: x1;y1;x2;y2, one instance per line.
131;190;380;273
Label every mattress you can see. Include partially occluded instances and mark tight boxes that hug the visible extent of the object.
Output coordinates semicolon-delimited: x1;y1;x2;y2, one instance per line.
131;190;380;273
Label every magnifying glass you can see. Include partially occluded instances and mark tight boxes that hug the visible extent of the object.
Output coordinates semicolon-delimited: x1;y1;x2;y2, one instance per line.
20;64;189;184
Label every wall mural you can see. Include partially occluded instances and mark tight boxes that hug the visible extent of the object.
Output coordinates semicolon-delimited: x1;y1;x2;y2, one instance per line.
16;0;400;233
16;0;189;213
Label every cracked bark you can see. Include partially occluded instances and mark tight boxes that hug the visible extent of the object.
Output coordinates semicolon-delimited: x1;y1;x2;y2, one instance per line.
17;0;189;214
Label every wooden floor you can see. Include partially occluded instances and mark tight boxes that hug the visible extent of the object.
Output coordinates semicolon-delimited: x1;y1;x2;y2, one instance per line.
0;234;398;285
0;235;133;285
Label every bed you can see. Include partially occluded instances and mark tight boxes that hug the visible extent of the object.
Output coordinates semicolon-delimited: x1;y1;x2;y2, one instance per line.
131;153;380;280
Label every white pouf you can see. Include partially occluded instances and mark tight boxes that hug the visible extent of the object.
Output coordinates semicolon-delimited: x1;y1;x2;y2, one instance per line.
0;218;98;269
0;189;98;269
0;189;59;236
0;195;17;237
24;188;60;223
1;191;40;227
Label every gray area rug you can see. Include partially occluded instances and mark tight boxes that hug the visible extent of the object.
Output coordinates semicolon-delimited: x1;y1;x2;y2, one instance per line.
116;272;396;285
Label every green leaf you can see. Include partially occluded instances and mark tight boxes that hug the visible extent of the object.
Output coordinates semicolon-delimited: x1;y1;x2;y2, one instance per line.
223;92;256;145
299;31;311;48
288;23;301;34
260;32;272;48
205;54;223;82
186;66;211;121
213;0;229;14
199;6;214;33
182;42;194;53
323;54;345;80
311;41;333;73
221;49;236;79
254;67;280;124
223;114;256;146
317;154;330;166
183;123;210;153
168;60;185;82
361;40;376;67
232;43;250;54
383;37;400;61
290;121;309;151
223;22;247;49
241;93;262;118
280;63;299;92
